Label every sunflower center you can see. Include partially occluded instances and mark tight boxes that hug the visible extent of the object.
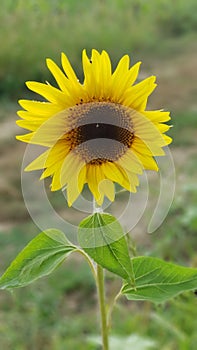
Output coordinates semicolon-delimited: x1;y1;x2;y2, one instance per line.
66;102;134;164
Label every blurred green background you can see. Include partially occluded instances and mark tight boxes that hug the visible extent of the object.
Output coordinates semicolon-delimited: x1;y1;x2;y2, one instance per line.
0;0;197;349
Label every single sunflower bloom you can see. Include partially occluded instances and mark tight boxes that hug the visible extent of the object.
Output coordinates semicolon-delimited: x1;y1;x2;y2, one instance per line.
17;49;172;206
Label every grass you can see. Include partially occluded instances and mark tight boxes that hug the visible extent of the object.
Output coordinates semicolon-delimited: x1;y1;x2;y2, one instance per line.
0;0;197;97
169;111;197;146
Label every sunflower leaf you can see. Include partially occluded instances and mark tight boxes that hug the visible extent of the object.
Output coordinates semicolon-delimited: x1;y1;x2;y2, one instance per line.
122;256;197;303
78;213;134;282
0;229;76;289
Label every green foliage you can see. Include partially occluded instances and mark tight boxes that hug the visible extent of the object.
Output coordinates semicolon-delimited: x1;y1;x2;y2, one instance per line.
153;0;197;37
151;181;197;264
0;229;76;289
122;256;197;303
0;0;197;96
168;111;197;146
0;257;95;350
0;212;197;349
78;213;134;282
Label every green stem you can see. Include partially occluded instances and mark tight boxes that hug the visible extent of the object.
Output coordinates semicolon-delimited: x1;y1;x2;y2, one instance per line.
75;249;97;281
93;197;103;213
107;290;122;330
97;264;109;350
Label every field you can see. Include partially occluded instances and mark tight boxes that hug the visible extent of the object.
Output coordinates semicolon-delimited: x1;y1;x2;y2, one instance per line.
0;1;197;349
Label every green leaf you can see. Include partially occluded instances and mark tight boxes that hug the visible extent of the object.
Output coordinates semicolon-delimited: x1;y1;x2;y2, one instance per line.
0;229;76;289
122;256;197;303
78;213;134;282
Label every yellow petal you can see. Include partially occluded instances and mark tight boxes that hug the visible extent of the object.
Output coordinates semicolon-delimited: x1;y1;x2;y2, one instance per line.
117;149;143;174
46;142;70;168
90;49;102;98
162;134;172;145
25;150;50;171
26;81;67;106
111;55;130;99
16;132;36;144
143;110;171;123
77;165;87;193
16;119;45;131
61;52;86;103
124;76;157;110
132;150;159;171
101;50;112;79
40;166;54;179
51;166;62;191
61;52;78;82
155;123;171;133
99;50;112;98
132;112;167;154
86;165;104;204
113;55;130;80
59;152;85;188
82;49;96;98
96;193;105;206
18;100;62;116
127;61;142;86
16;128;60;147
99;179;115;202
18;110;69;146
67;164;86;206
17;111;48;121
101;162;132;191
112;59;142;102
46;58;69;92
122;171;138;192
132;137;154;156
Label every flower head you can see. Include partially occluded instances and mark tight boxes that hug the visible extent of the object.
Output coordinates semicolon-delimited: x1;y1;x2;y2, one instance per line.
17;49;172;206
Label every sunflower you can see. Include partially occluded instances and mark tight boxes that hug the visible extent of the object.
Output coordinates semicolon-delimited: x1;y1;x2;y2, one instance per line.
17;49;172;206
